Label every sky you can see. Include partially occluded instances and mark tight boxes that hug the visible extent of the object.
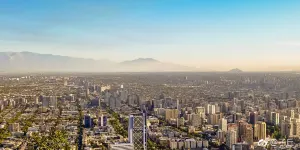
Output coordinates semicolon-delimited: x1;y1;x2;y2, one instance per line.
0;0;300;71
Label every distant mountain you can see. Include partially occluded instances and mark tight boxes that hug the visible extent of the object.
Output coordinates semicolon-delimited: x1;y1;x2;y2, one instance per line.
121;58;159;64
0;51;196;72
228;68;243;73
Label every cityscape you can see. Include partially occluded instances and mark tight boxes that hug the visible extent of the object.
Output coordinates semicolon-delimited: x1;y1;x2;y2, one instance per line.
1;72;300;149
1;0;300;150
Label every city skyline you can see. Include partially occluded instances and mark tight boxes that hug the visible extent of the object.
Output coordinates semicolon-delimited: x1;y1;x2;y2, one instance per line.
1;0;300;71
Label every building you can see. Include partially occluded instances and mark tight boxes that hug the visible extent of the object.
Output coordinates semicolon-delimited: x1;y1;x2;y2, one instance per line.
98;114;107;127
219;118;228;132
244;125;253;144
217;130;226;143
250;112;258;125
254;121;267;140
281;120;293;138
232;143;250;150
128;113;147;150
42;96;50;108
226;130;237;149
271;112;280;126
49;96;57;109
84;114;92;128
109;143;134;150
191;113;202;127
165;109;179;121
206;104;216;114
289;109;295;119
208;113;223;125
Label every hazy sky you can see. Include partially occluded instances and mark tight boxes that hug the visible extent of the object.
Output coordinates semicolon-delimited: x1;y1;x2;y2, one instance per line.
1;0;300;70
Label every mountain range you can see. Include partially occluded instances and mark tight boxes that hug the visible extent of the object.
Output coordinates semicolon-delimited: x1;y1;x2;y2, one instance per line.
0;51;195;72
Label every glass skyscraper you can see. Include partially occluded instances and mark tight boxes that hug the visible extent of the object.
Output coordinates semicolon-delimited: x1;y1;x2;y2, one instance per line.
128;113;147;150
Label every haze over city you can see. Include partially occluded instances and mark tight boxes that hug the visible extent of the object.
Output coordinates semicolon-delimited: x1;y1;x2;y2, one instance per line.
1;0;300;71
3;1;300;150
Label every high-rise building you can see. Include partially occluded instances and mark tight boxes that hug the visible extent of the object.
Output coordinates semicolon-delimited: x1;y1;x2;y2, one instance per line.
84;114;92;128
191;113;202;127
42;96;50;108
254;121;267;140
226;130;237;149
165;109;179;121
240;100;245;113
208;113;223;125
128;113;147;150
281;120;293;138
219;118;228;132
271;112;280;126
245;125;253;145
250;112;258;125
217;130;226;143
206;104;216;114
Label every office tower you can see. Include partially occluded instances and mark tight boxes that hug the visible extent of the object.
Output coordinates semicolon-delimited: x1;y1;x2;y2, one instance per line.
254;122;267;140
128;113;147;150
191;113;202;127
219;118;228;132
165;109;179;121
271;112;280;126
8;123;20;132
84;114;92;128
249;112;258;125
226;130;237;149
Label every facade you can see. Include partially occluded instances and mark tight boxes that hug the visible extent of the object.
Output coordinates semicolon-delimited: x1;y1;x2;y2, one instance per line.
254;121;267;140
250;112;258;125
226;130;237;149
271;112;280;126
84;114;92;128
165;109;179;121
219;118;228;132
98;114;107;127
191;113;202;127
128;113;147;150
206;104;216;114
